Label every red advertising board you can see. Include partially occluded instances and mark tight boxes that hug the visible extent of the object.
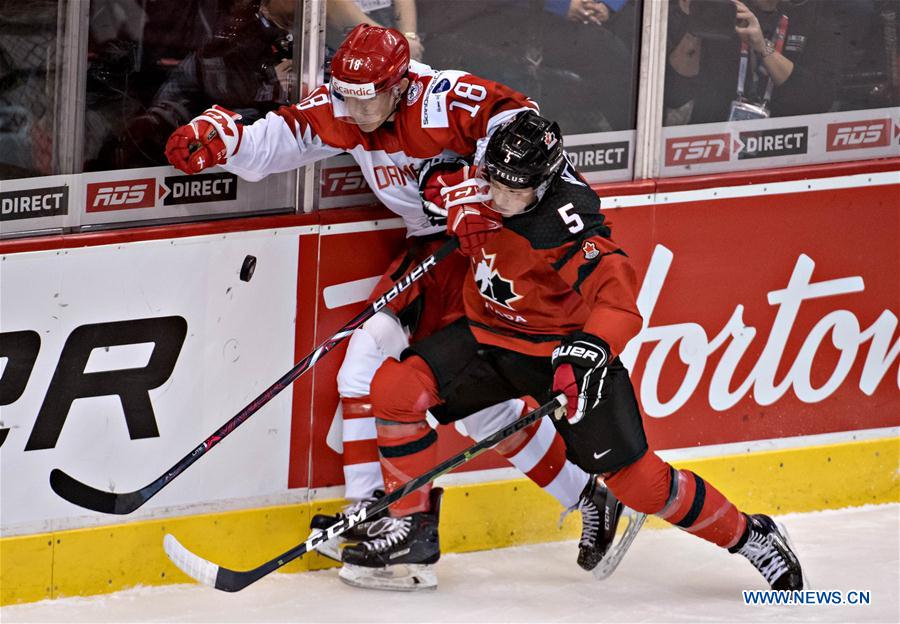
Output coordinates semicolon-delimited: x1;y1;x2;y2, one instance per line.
614;182;898;451
826;119;892;152
665;133;732;166
296;175;899;488
85;178;157;212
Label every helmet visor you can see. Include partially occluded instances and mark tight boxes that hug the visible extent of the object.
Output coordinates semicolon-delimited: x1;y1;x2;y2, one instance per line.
331;79;398;129
488;179;537;217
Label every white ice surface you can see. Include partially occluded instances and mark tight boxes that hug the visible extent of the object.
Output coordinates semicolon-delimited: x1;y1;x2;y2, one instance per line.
4;504;898;623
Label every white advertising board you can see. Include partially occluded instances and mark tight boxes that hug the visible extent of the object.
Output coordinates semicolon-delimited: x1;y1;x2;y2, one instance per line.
0;167;295;238
661;106;900;177
0;226;311;535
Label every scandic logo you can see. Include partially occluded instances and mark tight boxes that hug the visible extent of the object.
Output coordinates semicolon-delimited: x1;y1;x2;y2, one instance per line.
826;119;891;151
665;134;731;165
86;178;156;212
332;77;375;99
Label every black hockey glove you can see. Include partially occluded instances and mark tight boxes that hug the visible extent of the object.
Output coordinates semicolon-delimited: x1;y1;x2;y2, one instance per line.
551;332;611;425
418;156;475;226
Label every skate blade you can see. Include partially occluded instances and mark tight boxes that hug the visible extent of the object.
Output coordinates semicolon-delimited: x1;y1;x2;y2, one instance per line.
592;508;646;580
339;563;437;592
313;534;345;563
777;521;811;590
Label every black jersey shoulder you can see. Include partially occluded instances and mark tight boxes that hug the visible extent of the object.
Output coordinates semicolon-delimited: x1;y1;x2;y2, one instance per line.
503;160;610;250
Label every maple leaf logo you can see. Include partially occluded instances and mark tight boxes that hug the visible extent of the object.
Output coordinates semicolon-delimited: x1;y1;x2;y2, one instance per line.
473;251;522;310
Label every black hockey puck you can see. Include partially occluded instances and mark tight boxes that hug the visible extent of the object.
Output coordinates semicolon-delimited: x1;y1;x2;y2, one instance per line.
239;255;257;282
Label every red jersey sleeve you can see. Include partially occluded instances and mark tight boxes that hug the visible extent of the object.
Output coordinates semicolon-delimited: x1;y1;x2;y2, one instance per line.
414;69;538;157
224;85;351;179
550;226;643;357
446;74;537;143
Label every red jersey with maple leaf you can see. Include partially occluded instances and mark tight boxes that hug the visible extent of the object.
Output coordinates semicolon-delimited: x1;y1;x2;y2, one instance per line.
463;161;643;358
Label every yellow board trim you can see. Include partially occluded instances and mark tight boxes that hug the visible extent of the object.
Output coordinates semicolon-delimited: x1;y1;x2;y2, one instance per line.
3;437;897;606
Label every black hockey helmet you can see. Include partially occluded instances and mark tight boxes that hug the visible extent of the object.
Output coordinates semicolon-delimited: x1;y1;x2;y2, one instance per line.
484;111;564;190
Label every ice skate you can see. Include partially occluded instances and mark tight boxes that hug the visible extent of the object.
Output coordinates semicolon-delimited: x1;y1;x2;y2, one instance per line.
730;514;805;590
308;490;390;562
569;476;646;579
339;488;443;591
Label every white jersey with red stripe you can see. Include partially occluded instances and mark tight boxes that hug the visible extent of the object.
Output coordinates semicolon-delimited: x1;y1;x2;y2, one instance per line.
223;60;537;237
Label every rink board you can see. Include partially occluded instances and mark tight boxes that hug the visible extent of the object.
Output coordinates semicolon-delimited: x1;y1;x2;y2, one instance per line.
2;435;897;605
1;160;898;604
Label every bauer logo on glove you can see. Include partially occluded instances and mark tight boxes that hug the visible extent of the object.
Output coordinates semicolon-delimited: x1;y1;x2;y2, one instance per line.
551;332;611;425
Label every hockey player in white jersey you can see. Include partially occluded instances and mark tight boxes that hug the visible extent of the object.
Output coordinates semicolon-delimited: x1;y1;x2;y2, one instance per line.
165;24;632;590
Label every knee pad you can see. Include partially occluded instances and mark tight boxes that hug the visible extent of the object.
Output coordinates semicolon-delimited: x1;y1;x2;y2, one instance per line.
370;356;440;424
337;312;409;397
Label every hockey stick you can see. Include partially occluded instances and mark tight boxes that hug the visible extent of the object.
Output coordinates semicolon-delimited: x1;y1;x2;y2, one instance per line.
164;393;568;592
49;238;461;515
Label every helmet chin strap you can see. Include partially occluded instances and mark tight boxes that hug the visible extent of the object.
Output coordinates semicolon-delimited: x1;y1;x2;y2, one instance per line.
384;84;405;123
535;176;554;202
510;170;558;216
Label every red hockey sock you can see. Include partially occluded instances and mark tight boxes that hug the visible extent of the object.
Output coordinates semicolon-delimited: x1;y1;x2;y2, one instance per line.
656;467;747;549
605;450;747;549
494;398;567;488
370;356;441;516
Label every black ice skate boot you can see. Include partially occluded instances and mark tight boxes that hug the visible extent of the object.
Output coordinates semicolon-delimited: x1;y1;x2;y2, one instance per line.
572;476;646;579
309;490;390;562
730;514;805;590
339;488;443;591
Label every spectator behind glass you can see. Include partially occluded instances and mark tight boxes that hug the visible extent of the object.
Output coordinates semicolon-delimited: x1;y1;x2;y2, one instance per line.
326;0;423;61
664;0;841;126
0;0;58;179
832;0;899;112
418;0;639;134
87;0;294;171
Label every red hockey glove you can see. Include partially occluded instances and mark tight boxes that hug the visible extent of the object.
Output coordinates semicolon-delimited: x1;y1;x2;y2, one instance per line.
551;332;611;425
418;158;478;226
165;105;243;174
444;178;501;256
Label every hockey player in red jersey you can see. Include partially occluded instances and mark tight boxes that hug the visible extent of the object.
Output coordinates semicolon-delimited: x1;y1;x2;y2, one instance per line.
165;25;628;590
357;111;806;592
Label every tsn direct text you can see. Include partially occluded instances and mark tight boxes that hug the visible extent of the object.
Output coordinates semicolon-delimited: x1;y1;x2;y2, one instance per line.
742;589;872;606
320;166;371;197
665;134;731;165
0;186;68;221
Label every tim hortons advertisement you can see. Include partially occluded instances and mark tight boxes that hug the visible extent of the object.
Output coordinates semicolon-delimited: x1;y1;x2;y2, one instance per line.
300;179;898;488
0;228;302;535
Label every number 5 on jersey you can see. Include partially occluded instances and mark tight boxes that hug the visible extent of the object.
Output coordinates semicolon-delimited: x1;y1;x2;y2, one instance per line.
557;203;584;233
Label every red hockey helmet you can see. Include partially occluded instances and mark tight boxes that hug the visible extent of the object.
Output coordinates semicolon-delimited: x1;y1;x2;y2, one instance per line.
331;24;410;100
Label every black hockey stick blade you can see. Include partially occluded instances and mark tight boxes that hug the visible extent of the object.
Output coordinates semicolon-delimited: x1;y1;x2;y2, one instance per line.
48;238;460;515
49;468;156;515
164;393;567;592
